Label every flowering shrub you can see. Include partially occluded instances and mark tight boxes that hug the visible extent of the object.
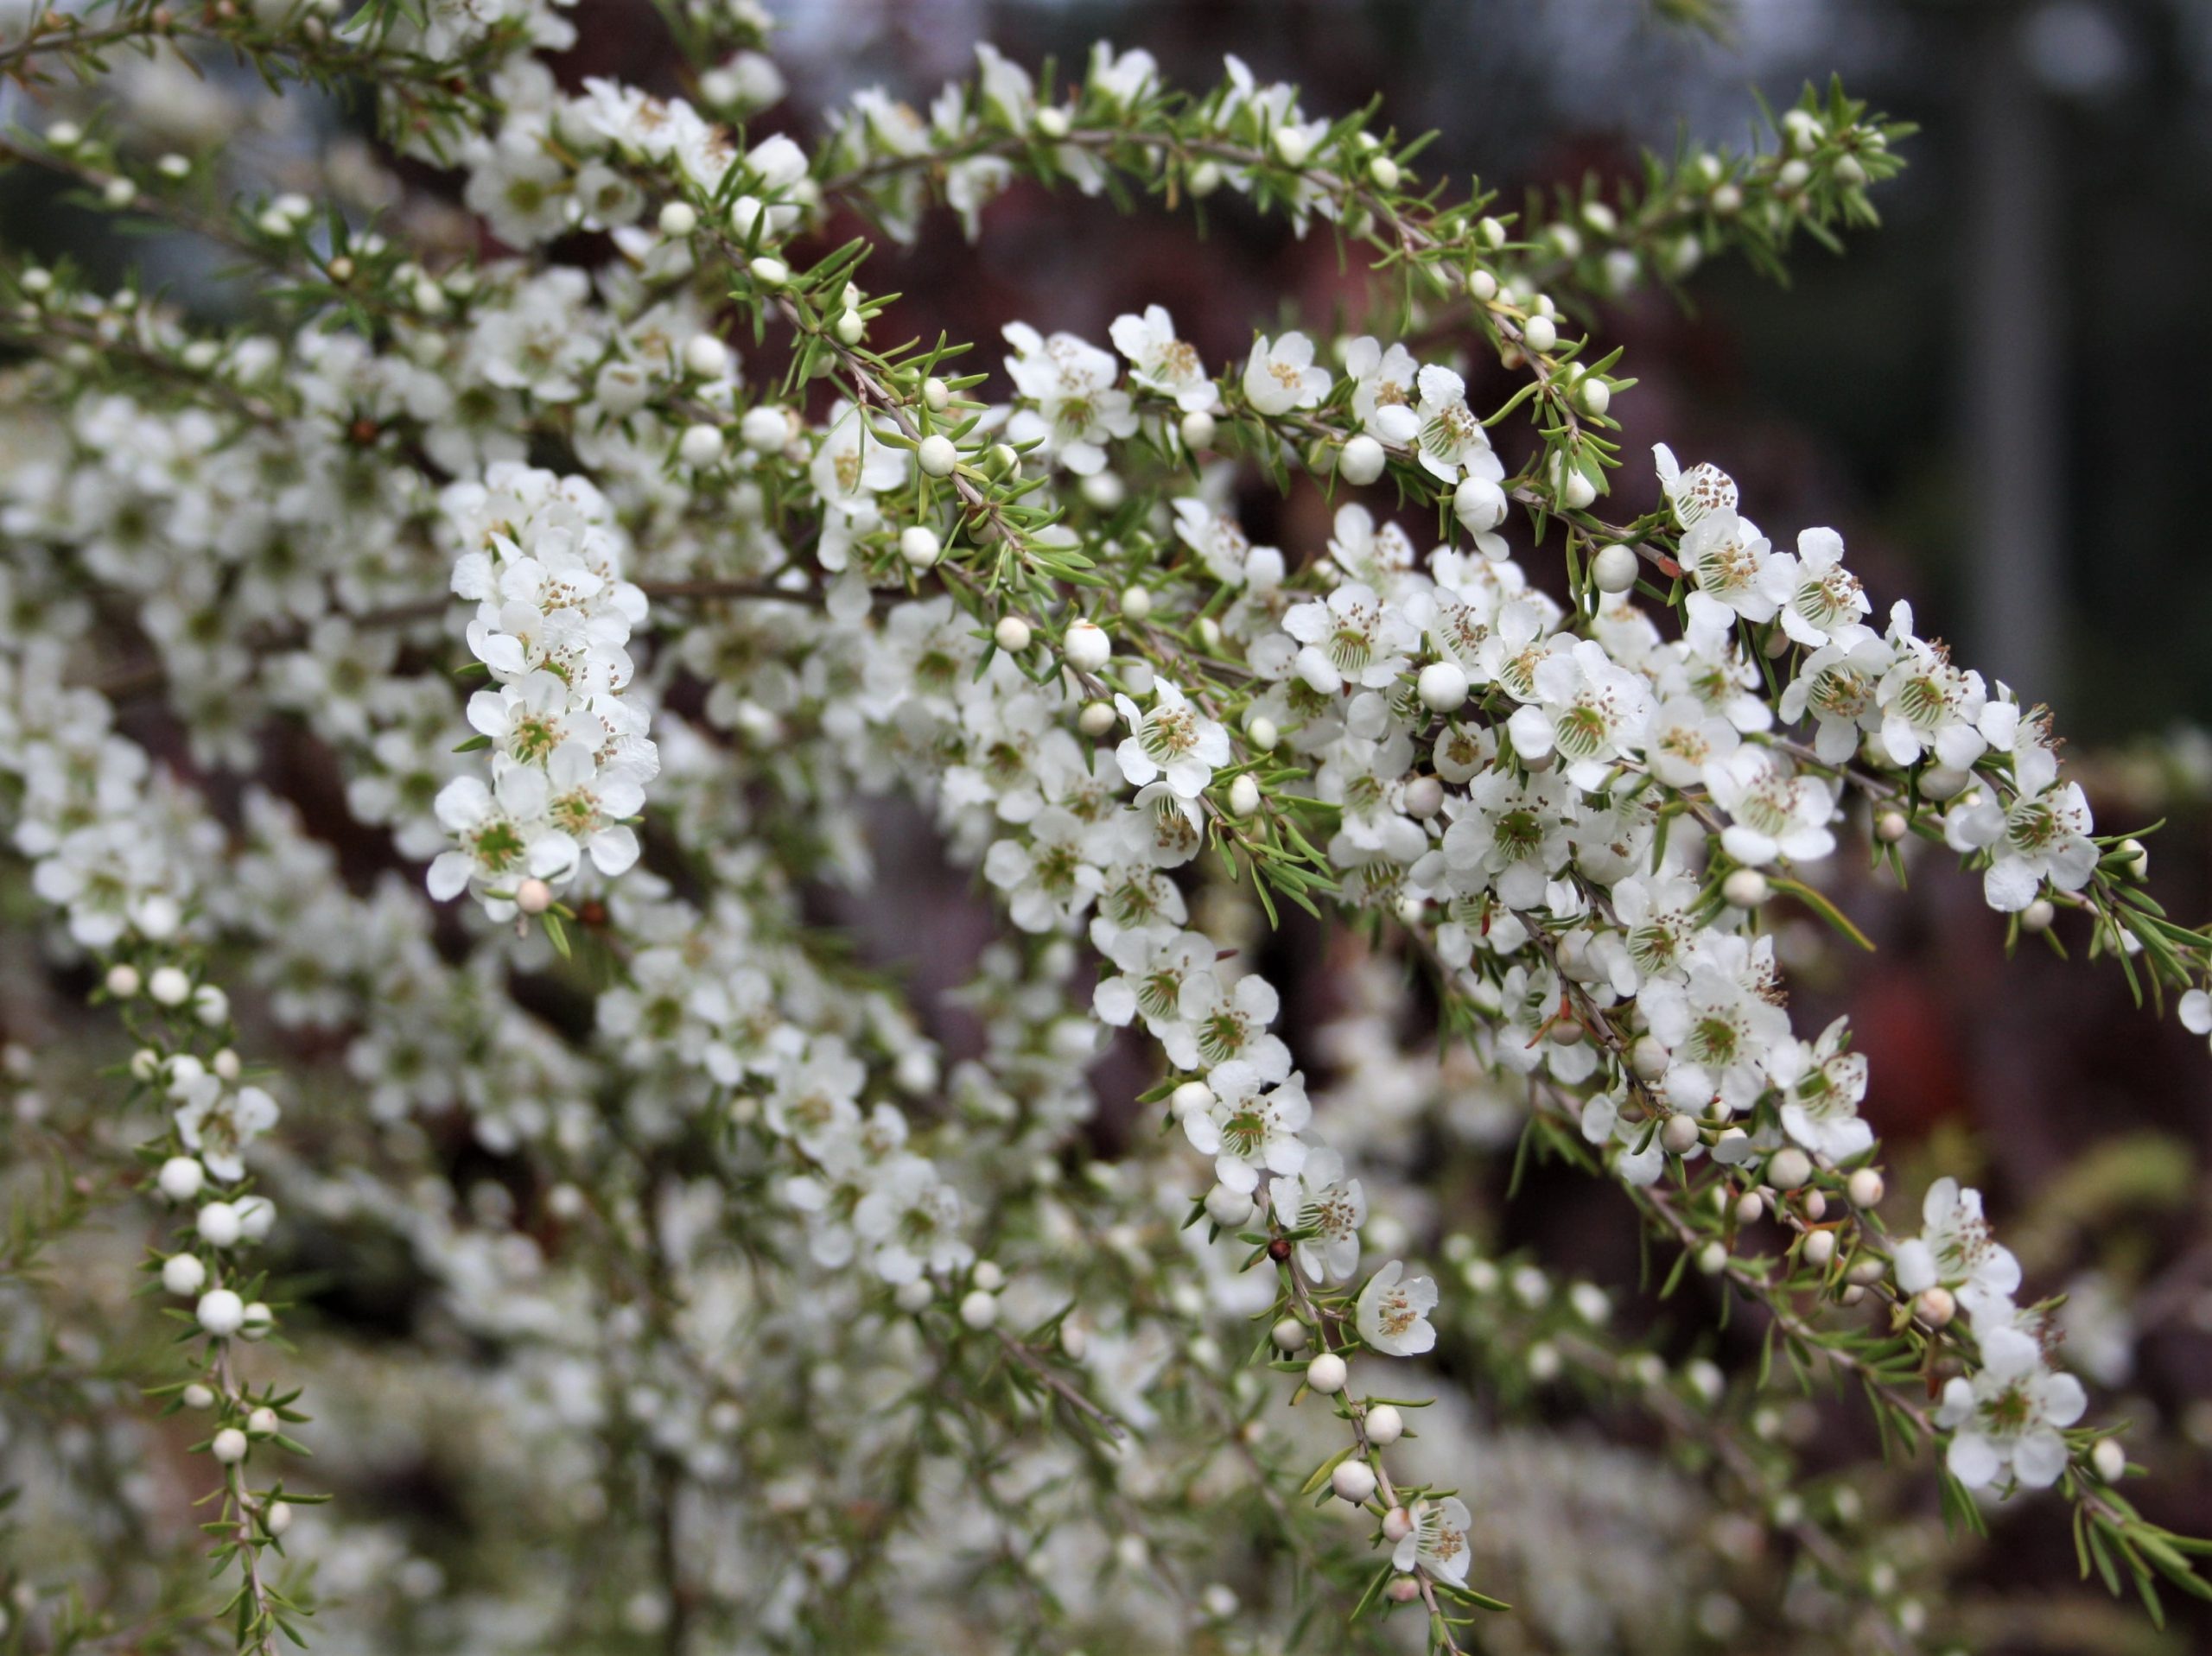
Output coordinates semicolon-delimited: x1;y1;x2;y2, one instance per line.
2;3;2209;1653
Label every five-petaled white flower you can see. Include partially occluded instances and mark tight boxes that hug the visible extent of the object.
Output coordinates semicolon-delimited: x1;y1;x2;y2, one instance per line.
1114;682;1230;799
1357;1259;1438;1356
1242;330;1330;415
1936;1324;2086;1489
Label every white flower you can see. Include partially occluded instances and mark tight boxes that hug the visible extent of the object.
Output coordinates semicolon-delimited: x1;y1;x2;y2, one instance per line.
1184;1060;1309;1194
1002;322;1137;475
1114;682;1230;799
1892;1177;2022;1323
1342;335;1421;443
1638;935;1792;1116
1242;330;1330;415
1435;769;1575;910
1653;443;1738;528
1771;1016;1872;1161
1778;628;1895;763
1942;731;2097;913
1877;601;2007;770
1504;638;1655;790
982;808;1109;933
428;767;567;903
1109;304;1217;412
1357;1259;1438;1356
1392;1495;1474;1584
1643;695;1740;790
1777;526;1868;648
810;399;908;511
1681;508;1795;643
1703;746;1836;866
1269;1146;1365;1282
1281;581;1417;693
1408;365;1500;484
1176;968;1292;1080
173;1077;279;1183
1936;1325;2086;1489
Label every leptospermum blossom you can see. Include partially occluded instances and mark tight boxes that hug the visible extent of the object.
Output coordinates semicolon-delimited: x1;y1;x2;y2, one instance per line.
1357;1259;1439;1356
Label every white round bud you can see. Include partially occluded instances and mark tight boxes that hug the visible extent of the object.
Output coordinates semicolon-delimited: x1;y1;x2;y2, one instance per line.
1062;619;1111;673
1332;1459;1377;1504
1578;376;1611;416
131;1049;162;1082
1272;1317;1309;1353
957;1289;998;1330
739;405;787;453
893;1278;933;1313
210;1427;250;1464
1204;1183;1253;1229
509;877;553;917
162;1253;207;1296
1338;434;1386;486
835;309;865;346
1591;542;1640;594
1698;1240;1730;1275
1846;1168;1885;1209
1417;661;1470;714
1273;125;1313;167
899;524;942;569
194;985;229;1026
2120;837;2149;878
1916;1285;1956;1329
1079;469;1125;510
182;1382;216;1411
1874;809;1909;843
234;1195;276;1243
1521;314;1558;353
2021;898;2056;933
973;1260;1005;1292
105;963;143;999
213;1048;241;1082
1227;774;1262;817
156;1157;205;1202
1247;715;1279;752
247;1406;280;1437
993;615;1032;655
1179;409;1217;451
1722;868;1770;909
682;334;730;378
2093;1437;2126;1483
1305;1353;1347;1394
1077;701;1115;738
917;434;958;477
1919;763;1971;802
747;255;788;288
1802;1229;1836;1267
1558;467;1597;510
677;423;725;467
196;1288;246;1337
265;1500;295;1537
196;1202;243;1248
1171;1081;1215;1121
656;200;697;237
1402;775;1444;819
148;966;192;1006
1660;1114;1701;1155
1119;584;1154;621
1466;266;1499;301
1630;1036;1670;1082
1452;474;1508;534
922;375;950;411
1382;1504;1414;1542
1766;1148;1812;1191
1364;1404;1404;1446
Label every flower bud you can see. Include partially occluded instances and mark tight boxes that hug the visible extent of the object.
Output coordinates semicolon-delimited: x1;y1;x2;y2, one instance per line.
1766;1148;1812;1191
957;1289;998;1330
1228;774;1262;817
1179;409;1217;451
2021;898;2056;933
1204;1182;1253;1229
1364;1403;1404;1445
2093;1438;2126;1483
162;1253;207;1295
1119;584;1154;621
1452;474;1507;534
1802;1229;1836;1267
1846;1168;1885;1209
747;255;788;288
1272;1317;1309;1353
1915;1285;1956;1329
1660;1114;1700;1155
1521;314;1557;353
1077;701;1115;737
1417;661;1469;714
993;615;1032;654
1591;542;1639;593
1722;868;1770;909
657;200;697;237
1062;619;1111;673
677;423;725;467
196;1288;246;1337
157;1157;205;1202
211;1427;249;1464
922;376;950;411
1338;434;1386;485
1332;1459;1377;1504
683;334;730;378
1305;1353;1347;1394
